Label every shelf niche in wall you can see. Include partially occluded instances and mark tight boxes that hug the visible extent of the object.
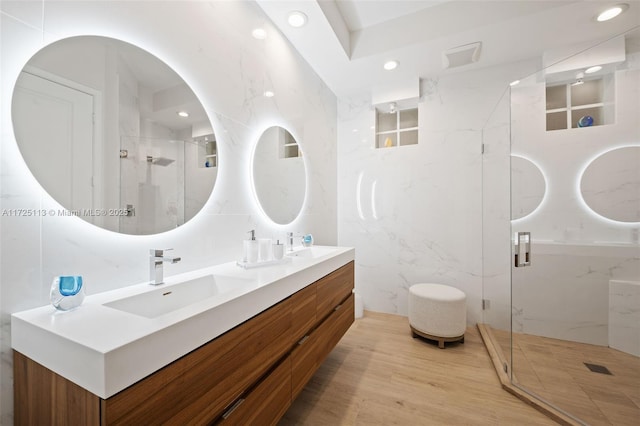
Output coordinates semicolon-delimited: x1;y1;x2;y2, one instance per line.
545;75;614;131
375;106;419;148
196;134;217;168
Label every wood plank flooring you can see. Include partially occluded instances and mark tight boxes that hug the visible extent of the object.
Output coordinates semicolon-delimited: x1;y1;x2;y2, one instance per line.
280;311;556;425
491;328;640;426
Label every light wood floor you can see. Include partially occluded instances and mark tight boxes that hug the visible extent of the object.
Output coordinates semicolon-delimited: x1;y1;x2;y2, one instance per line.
280;311;556;425
491;329;640;426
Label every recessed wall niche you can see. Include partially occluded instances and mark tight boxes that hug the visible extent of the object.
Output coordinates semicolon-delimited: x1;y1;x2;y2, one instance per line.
545;75;614;131
375;106;419;148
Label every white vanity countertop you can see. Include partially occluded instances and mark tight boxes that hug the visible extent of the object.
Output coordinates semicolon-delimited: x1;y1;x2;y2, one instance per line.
11;246;354;399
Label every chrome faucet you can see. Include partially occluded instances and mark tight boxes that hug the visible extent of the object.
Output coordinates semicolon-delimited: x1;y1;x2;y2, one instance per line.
287;232;302;252
149;249;181;285
286;232;294;252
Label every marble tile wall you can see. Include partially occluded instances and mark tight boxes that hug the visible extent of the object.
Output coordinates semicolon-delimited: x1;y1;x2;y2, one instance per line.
512;243;639;346
0;1;337;422
337;60;539;325
609;280;640;357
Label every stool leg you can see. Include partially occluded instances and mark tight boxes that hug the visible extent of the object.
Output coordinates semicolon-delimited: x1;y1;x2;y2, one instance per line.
438;339;444;349
461;336;465;344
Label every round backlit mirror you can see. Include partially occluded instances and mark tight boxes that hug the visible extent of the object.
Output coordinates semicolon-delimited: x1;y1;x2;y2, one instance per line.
580;146;640;223
11;35;218;235
511;156;546;220
252;126;306;225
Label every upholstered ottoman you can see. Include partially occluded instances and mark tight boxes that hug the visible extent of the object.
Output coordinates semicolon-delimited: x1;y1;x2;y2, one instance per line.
408;283;466;348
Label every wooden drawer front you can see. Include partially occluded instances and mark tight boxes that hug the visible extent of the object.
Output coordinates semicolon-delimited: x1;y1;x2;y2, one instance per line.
14;351;101;426
316;293;354;364
292;293;355;400
290;283;317;345
316;261;354;321
103;298;292;425
217;356;291;426
290;328;321;399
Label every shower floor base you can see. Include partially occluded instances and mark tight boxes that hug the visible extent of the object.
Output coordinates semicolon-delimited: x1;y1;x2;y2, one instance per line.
482;325;640;426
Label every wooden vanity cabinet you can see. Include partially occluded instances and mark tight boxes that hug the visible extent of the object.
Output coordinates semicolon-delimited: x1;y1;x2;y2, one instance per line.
102;297;293;425
14;261;355;426
216;356;292;425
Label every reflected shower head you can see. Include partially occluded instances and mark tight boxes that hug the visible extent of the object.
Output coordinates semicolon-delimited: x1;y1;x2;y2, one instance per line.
146;156;175;166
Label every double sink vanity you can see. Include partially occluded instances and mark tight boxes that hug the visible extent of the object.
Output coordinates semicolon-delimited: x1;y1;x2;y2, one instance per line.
12;246;355;425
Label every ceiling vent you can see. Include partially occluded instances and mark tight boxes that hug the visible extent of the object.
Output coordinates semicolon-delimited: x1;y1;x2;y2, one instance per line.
442;42;482;69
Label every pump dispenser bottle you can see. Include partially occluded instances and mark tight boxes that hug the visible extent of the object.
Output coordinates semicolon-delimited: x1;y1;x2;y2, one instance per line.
243;230;259;263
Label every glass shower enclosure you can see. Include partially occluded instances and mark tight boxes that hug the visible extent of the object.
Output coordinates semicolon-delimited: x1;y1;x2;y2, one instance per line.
482;27;640;425
119;136;185;235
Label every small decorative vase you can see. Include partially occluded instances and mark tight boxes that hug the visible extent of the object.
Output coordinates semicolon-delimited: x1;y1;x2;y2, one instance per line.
302;234;314;247
577;115;594;127
50;276;85;311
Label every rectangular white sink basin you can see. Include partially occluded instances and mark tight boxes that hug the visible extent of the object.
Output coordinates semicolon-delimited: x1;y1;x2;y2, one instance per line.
104;274;249;319
287;246;338;259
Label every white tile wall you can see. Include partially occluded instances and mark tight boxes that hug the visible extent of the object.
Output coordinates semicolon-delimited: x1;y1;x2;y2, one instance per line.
337;61;539;325
609;280;640;357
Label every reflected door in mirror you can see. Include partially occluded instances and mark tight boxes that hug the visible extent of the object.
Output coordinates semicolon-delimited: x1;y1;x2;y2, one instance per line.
13;71;95;222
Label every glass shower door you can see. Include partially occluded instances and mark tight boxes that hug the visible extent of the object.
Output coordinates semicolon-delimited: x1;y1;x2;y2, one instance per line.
119;136;185;235
508;30;640;425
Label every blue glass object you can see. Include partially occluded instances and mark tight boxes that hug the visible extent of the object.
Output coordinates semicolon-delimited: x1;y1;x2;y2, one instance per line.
59;276;83;296
577;115;594;127
302;234;314;247
50;275;85;311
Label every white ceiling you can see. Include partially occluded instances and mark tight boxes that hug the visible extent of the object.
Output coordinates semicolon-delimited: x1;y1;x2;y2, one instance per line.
256;0;640;97
335;0;451;31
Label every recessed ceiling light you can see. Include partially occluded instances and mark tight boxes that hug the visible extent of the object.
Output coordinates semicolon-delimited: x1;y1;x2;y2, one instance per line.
596;4;628;22
287;11;308;28
264;90;275;98
585;65;602;74
510;80;520;86
177;111;189;118
383;60;398;71
252;28;267;39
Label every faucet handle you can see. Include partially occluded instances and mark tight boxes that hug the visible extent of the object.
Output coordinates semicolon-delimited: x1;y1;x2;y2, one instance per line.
150;248;174;257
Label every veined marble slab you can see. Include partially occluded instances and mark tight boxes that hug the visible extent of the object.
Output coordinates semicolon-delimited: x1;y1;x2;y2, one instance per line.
609;280;640;357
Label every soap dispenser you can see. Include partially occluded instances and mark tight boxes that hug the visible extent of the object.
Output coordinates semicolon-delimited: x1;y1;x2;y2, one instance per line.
243;230;259;264
273;240;284;260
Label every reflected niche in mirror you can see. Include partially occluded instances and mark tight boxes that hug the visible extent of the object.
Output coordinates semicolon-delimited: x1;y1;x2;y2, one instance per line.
252;126;306;225
11;35;217;235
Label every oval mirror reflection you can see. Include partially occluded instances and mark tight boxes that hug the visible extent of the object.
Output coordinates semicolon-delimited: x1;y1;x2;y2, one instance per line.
581;146;640;223
11;35;217;235
252;126;306;225
511;156;546;220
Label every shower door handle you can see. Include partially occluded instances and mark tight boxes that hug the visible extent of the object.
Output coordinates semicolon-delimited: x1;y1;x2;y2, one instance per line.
514;232;531;267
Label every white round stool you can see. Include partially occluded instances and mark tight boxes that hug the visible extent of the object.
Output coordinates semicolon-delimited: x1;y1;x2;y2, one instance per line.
408;283;466;349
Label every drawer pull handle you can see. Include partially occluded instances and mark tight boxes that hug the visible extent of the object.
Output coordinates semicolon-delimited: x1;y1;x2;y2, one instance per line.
334;304;342;311
298;335;309;345
222;398;245;419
